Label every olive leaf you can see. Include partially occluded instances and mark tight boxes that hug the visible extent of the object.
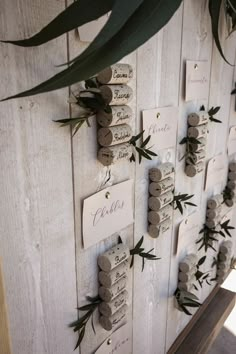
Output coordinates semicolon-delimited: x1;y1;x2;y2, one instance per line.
129;131;157;164
179;136;202;164
220;219;235;237
196;224;219;253
193;256;213;290
173;193;197;215
208;106;222;123
174;288;201;316
130;236;160;271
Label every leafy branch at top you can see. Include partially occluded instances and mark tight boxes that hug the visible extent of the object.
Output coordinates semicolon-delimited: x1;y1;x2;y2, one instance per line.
173;193;197;215
200;105;222;124
130;236;160;271
69;295;102;350
174;288;201;316
129;131;157;164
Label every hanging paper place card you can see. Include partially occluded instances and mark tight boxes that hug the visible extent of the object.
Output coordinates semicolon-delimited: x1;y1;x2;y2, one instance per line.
95;323;131;354
228;126;236;156
142;107;178;154
185;60;209;101
83;180;134;249
176;212;200;254
79;13;110;42
205;154;228;190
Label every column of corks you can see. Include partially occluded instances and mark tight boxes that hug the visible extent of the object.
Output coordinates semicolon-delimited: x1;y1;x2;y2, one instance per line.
97;64;134;166
215;241;233;285
185;111;208;178
223;162;236;207
178;254;198;292
97;243;129;331
148;163;175;238
206;194;228;229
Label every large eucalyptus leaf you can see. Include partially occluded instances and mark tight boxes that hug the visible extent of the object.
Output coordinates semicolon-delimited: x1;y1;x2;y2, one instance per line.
1;0;115;47
209;0;233;65
2;0;183;100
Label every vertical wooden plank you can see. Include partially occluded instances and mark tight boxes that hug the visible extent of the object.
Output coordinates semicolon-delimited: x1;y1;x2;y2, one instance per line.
0;259;12;354
68;23;137;353
166;0;214;350
133;5;183;354
0;1;77;353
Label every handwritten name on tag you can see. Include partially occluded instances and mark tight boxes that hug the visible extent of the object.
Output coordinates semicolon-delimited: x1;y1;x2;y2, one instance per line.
95;324;132;354
83;180;134;249
205;154;228;190
176;212;200;254
79;13;110;42
142;107;178;154
185;60;209;101
228;126;236;156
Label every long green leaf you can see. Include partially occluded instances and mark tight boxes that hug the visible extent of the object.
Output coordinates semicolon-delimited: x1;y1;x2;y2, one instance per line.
1;0;115;47
2;0;183;100
209;0;233;65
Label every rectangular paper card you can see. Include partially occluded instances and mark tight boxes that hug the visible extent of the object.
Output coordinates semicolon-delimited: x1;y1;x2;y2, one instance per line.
95;324;131;354
185;60;209;101
79;13;110;42
228;126;236;156
176;212;201;254
205;154;228;190
83;180;134;249
142;107;178;154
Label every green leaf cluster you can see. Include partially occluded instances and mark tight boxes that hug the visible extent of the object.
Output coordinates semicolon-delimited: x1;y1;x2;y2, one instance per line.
173;193;197;214
193;256;213;290
174;289;201;316
208;106;222;123
179;137;202;165
130;236;160;271
130;131;157;164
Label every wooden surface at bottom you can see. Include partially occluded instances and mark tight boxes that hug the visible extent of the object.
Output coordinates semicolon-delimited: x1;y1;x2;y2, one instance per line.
173;288;236;354
0;259;12;354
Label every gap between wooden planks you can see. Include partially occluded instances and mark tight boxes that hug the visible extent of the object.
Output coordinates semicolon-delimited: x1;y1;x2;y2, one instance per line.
0;258;12;354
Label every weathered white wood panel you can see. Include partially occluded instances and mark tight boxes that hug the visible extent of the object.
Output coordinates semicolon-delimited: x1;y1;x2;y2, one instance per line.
0;1;77;354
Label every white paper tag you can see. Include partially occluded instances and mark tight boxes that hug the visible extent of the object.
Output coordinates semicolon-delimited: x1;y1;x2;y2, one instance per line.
185;60;209;101
79;13;110;42
142;107;178;154
205;154;228;190
176;212;201;254
83;180;134;249
95;324;132;354
228;126;236;156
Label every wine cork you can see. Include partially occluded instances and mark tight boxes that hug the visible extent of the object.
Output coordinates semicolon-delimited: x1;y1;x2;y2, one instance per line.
148;204;173;225
220;241;233;254
178;282;194;292
219;252;230;262
98;124;132;147
188;124;208;139
98;244;130;272
216;277;225;285
149;177;174;197
98;143;132;166
97;105;132;127
229;162;236;172
218;261;230;270
189;137;206;152
227;180;236;190
148;191;174;211
179;254;198;273
216;269;227;278
97;64;133;85
186;149;206;165
178;270;196;283
99;304;128;331
207;194;223;209
148;217;172;238
98;277;127;303
98;260;129;288
99;290;128;317
100;85;133;105
206;205;221;220
228;171;236;181
149;163;174;182
188;111;209;126
185;161;204;177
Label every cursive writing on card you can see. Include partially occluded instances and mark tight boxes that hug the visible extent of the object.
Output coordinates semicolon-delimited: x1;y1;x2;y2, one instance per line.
185;60;209;101
83;180;134;249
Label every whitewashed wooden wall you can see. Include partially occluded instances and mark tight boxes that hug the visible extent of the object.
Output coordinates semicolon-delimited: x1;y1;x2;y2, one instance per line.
0;1;235;354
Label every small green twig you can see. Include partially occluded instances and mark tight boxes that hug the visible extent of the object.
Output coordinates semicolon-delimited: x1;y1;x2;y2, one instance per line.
130;236;160;271
129;131;157;163
173;193;197;214
174;288;201;316
196;224;219;252
220;219;235;237
179;136;202;164
193;256;214;290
